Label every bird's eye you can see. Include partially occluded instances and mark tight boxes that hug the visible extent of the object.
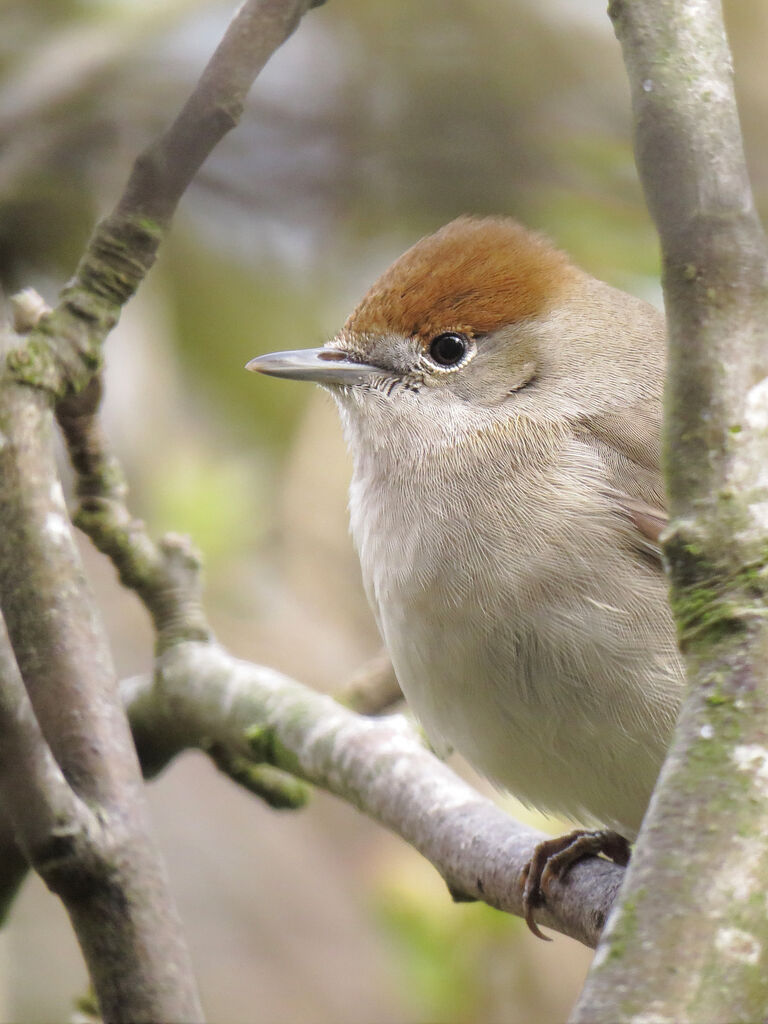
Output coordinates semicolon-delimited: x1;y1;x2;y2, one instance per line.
428;332;469;367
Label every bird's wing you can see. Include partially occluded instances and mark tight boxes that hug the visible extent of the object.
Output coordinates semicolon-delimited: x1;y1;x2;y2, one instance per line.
576;406;668;563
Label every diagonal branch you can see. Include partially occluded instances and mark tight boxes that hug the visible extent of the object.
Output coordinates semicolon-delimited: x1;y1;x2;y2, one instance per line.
13;290;212;653
6;0;323;402
124;641;626;948
56;373;212;652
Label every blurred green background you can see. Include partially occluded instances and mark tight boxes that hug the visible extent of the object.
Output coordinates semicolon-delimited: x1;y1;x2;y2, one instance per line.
2;0;767;1020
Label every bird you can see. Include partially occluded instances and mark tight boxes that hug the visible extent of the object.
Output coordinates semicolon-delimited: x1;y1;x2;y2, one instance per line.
247;215;684;936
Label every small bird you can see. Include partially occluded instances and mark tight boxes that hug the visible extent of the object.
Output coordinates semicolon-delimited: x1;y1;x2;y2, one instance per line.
248;216;683;935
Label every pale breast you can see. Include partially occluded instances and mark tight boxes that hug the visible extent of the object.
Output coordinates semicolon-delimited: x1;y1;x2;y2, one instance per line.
348;431;683;835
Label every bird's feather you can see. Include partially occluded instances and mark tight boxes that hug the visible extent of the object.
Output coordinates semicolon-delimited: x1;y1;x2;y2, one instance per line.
576;406;668;562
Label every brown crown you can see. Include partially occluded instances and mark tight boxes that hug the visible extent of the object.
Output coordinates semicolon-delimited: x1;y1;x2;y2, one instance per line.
343;216;579;344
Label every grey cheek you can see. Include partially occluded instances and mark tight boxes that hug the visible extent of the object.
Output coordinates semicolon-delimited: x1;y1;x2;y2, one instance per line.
450;372;530;408
508;361;538;395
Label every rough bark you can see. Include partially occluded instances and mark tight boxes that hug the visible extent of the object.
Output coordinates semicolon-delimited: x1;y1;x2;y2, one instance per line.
572;3;768;1022
0;343;204;1023
0;1;322;1019
7;0;322;402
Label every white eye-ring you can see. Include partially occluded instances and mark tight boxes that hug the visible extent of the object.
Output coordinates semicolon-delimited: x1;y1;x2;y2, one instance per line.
425;332;476;372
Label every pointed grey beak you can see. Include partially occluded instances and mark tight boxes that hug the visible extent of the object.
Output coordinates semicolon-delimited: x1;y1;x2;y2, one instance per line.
246;347;383;387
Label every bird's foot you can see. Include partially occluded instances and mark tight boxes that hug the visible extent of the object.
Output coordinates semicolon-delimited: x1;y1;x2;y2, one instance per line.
520;828;631;940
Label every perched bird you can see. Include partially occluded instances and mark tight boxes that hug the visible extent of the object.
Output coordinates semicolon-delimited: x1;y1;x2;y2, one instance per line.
248;216;683;935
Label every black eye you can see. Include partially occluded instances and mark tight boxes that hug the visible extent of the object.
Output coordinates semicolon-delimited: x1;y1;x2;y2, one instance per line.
428;332;469;367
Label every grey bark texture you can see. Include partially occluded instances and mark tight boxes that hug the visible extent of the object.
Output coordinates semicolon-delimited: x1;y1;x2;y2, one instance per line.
0;339;204;1023
572;3;768;1022
0;1;321;1020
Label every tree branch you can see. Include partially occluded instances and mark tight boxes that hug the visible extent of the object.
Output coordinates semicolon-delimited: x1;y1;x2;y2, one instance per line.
124;641;626;948
0;814;28;925
6;0;322;402
0;1;324;1018
56;373;212;652
334;648;403;714
573;3;768;1021
0;609;97;863
0;348;204;1019
0;332;204;1022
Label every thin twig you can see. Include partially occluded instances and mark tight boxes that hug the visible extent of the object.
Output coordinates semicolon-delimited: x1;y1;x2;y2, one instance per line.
56;374;212;651
5;0;322;401
334;649;403;714
16;1;323;651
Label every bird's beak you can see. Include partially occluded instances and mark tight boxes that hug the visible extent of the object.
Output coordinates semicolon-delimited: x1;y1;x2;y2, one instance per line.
246;347;383;387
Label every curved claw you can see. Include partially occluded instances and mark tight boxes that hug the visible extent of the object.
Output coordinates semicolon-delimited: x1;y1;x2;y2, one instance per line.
520;858;552;940
519;829;631;940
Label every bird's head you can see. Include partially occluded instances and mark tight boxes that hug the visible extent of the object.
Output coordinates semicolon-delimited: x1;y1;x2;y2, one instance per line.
248;216;664;452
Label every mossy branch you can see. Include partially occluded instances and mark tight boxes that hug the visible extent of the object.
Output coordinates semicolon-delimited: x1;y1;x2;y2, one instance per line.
2;0;320;403
573;3;768;1021
57;372;212;651
0;3;324;1019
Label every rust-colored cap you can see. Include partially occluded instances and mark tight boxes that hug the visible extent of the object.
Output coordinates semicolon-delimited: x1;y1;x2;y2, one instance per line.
344;216;579;346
